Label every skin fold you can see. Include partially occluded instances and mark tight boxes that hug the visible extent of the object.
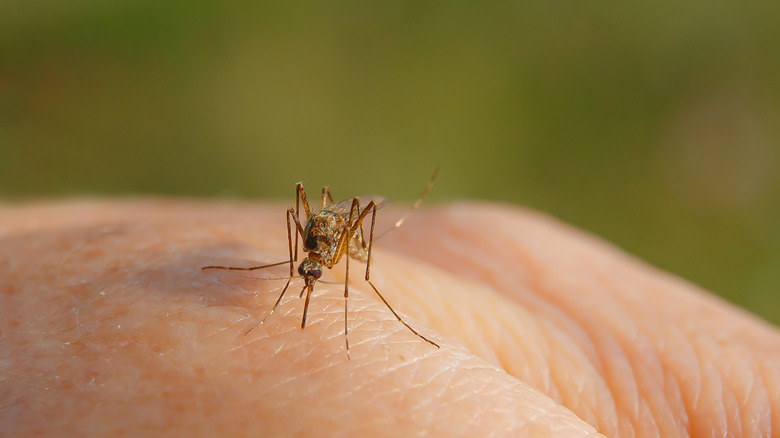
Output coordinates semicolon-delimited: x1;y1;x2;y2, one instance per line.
0;200;777;437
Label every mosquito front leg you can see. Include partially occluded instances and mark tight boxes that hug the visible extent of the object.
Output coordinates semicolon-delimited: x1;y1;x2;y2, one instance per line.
201;209;295;273
321;186;334;208
286;207;309;299
296;182;312;217
287;205;308;292
285;207;295;276
244;207;299;335
295;182;313;261
288;206;307;247
244;277;294;335
201;260;290;272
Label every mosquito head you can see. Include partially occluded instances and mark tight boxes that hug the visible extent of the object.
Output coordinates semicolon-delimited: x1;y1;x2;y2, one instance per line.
297;259;323;286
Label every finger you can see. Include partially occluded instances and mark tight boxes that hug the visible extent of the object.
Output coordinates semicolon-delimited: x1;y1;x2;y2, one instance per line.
383;203;780;437
0;200;602;437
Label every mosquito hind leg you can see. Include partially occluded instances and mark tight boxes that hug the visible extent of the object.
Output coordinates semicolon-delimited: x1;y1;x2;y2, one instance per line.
375;167;439;241
353;201;440;349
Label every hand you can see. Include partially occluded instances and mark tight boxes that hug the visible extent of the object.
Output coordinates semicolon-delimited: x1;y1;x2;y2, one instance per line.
1;200;777;437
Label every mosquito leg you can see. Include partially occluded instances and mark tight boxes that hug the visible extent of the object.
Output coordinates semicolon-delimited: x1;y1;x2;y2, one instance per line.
294;185;300;262
288;207;307;244
375;167;439;240
344;243;351;360
347;200;376;253
285;208;295;277
360;221;367;251
242;208;300;335
365;280;439;348
360;201;440;349
328;198;361;267
295;183;310;261
201;260;290;271
245;277;294;335
342;197;361;359
321;186;334;208
365;201;377;281
201;208;300;274
289;205;309;300
296;182;311;217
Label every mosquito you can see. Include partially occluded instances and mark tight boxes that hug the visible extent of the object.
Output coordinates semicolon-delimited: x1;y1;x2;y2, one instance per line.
202;169;441;359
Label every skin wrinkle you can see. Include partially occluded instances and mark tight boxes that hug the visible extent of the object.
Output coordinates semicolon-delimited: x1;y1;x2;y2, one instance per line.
543;318;621;435
608;286;698;433
400;220;598;409
640;290;756;431
695;337;742;435
384;204;780;436
494;303;561;400
547;273;644;416
591;325;642;435
735;354;771;436
474;232;610;376
760;359;780;431
580;247;768;435
556;268;685;436
545;273;702;435
588;271;690;425
302;238;600;436
376;249;577;411
509;239;660;432
338;308;596;434
506;207;760;436
3;200;777;436
388;212;628;435
552;213;772;434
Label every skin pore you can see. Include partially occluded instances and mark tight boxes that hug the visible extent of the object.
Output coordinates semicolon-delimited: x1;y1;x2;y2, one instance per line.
1;200;778;437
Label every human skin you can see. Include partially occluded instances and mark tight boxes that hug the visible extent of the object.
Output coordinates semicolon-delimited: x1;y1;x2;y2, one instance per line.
0;200;778;437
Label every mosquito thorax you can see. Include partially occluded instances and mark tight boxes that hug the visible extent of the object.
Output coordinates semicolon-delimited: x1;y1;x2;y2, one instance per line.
303;211;344;253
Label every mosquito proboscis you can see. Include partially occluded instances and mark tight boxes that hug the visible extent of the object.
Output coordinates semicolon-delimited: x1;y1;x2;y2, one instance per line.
202;169;440;359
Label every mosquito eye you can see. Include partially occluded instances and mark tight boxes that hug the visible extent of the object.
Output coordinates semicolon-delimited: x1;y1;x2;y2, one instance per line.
304;233;320;251
297;264;306;276
310;268;322;279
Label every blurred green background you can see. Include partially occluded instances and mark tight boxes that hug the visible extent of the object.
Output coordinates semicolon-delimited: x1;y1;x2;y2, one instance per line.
1;1;778;324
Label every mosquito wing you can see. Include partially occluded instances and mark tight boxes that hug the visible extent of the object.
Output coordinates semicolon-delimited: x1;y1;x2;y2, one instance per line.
332;195;388;213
